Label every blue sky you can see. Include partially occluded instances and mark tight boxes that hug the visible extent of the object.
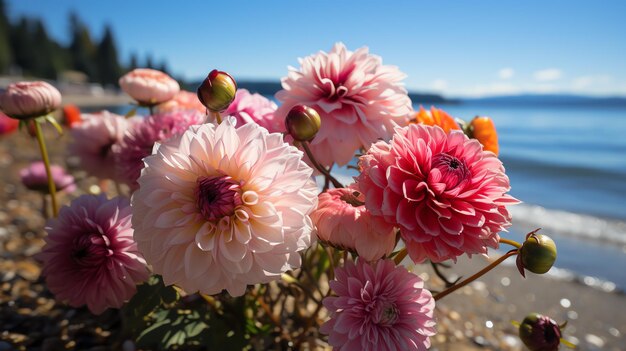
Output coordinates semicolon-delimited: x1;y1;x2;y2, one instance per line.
6;0;626;97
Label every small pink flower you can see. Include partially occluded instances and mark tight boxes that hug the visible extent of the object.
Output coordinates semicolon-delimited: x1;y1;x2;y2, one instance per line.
38;194;149;314
156;90;205;114
20;161;76;194
132;117;317;296
311;187;396;261
68;111;131;180
112;110;204;190
321;259;436;351
358;124;519;263
275;42;411;167
0;111;19;135
119;68;180;105
0;81;62;120
220;89;282;133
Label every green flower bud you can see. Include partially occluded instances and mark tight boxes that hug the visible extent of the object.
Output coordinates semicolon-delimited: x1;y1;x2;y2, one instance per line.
518;313;562;351
517;231;557;276
285;105;321;142
197;70;237;112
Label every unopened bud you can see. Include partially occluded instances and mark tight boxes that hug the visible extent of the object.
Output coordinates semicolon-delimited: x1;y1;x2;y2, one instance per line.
197;70;237;112
519;313;562;351
285;105;321;142
517;231;557;276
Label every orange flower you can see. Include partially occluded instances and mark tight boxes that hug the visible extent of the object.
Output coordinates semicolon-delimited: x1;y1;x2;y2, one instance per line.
63;104;81;127
469;116;499;155
410;106;460;133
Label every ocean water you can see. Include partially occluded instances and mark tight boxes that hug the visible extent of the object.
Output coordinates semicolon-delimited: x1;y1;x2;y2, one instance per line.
97;102;626;291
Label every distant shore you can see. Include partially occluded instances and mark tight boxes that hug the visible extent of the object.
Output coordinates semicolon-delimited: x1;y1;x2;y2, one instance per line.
60;93;132;108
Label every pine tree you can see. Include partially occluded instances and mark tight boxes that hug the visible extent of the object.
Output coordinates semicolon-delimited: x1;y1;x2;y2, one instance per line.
68;12;97;80
32;20;57;79
10;18;37;76
129;52;139;70
0;0;12;74
96;25;121;86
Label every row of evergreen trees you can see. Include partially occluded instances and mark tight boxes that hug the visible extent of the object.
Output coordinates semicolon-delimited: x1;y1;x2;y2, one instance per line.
0;0;168;87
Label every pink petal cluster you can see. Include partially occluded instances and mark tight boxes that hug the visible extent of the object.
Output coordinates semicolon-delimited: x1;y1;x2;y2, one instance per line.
68;111;131;180
38;194;149;314
0;81;62;120
113;110;204;190
156;90;205;114
358;124;519;263
20;161;76;194
321;259;436;351
132;117;318;296
119;68;180;105
310;187;396;261
0;111;19;135
219;89;282;133
275;42;411;167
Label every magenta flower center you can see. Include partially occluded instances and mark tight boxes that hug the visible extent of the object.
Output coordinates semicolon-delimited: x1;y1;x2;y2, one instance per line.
431;153;471;189
195;175;242;221
72;233;114;267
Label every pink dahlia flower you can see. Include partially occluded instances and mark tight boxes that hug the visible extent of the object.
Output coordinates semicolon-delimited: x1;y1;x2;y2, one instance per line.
311;187;396;261
119;68;180;105
156;90;205;114
357;124;519;263
0;111;19;135
68;111;131;180
321;259;436;351
275;42;411;167
218;89;282;133
20;161;76;194
132;117;318;296
0;81;62;120
38;194;149;314
113;110;204;190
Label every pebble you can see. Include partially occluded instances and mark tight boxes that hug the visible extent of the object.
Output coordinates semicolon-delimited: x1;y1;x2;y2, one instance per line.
585;334;605;348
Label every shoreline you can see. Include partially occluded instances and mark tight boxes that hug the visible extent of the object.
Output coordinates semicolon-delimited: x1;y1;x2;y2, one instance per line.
59;93;131;108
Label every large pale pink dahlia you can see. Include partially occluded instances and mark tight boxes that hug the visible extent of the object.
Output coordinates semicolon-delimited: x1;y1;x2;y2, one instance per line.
357;124;519;263
38;194;149;314
219;89;282;133
112;110;204;190
131;117;318;296
275;42;411;167
311;187;396;262
68;111;131;180
321;259;436;351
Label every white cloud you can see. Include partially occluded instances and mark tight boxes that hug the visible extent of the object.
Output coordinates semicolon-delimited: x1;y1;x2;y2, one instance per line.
533;68;562;82
571;75;611;90
498;68;515;80
431;79;448;91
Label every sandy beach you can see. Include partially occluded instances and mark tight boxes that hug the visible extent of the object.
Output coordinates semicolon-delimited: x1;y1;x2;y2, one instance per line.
1;124;624;350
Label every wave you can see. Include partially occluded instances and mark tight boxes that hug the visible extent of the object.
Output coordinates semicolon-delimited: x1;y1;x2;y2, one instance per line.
509;203;626;245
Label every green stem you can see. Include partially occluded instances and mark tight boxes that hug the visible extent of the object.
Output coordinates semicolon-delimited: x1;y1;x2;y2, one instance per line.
34;120;58;217
499;238;522;249
300;141;343;188
433;250;517;301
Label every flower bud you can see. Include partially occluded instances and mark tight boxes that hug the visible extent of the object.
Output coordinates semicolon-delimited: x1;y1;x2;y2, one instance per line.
0;81;62;120
197;70;237;112
119;68;180;106
469;116;499;155
285;105;321;141
517;232;557;276
518;313;562;351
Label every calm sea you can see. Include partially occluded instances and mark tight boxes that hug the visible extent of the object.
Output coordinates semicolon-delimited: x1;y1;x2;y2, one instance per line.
98;102;626;291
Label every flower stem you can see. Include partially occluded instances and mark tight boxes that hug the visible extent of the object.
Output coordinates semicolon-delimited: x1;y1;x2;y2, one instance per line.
433;250;517;301
34;120;58;217
393;248;408;265
299;141;343;188
215;111;223;124
499;237;522;249
148;105;154;116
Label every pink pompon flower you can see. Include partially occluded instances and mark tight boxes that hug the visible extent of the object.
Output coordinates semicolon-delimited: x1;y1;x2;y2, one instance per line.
156;90;206;114
321;259;436;351
357;124;519;263
218;89;282;133
68;111;131;180
119;68;180;106
20;161;76;194
311;187;396;261
113;110;204;190
132;117;318;296
275;42;411;167
38;194;149;314
0;111;19;135
0;81;62;120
